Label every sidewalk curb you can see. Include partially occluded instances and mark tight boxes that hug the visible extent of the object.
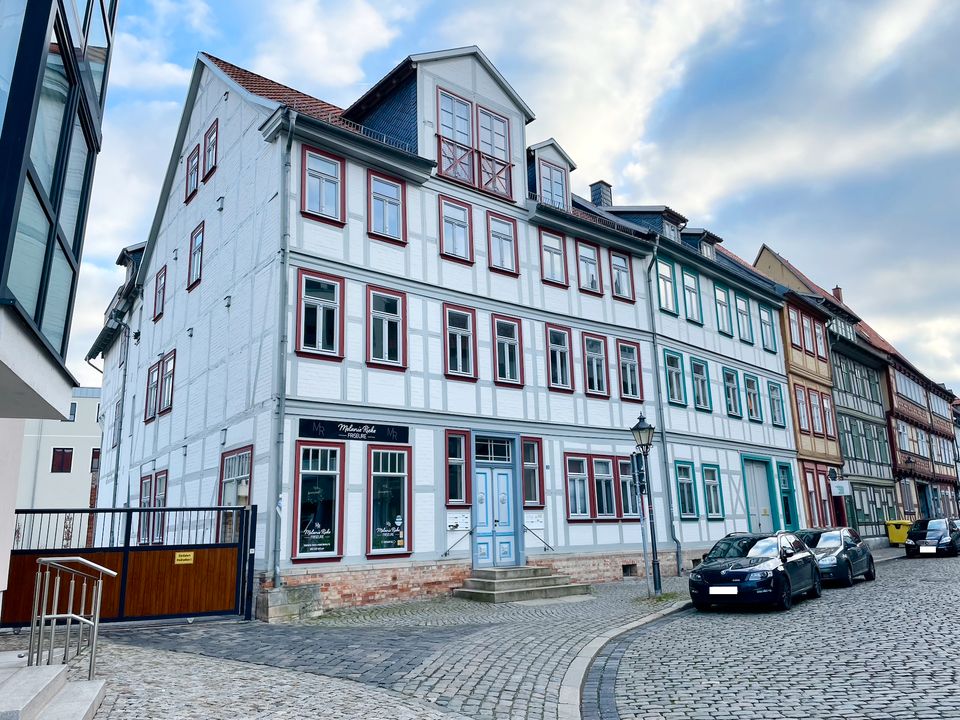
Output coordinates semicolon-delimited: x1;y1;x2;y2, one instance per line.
874;552;903;565
557;598;692;720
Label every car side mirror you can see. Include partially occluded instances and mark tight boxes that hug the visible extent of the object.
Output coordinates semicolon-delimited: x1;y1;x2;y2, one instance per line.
780;548;793;561
701;552;709;561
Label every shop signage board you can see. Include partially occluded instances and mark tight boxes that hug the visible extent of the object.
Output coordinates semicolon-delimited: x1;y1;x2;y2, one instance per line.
299;419;409;443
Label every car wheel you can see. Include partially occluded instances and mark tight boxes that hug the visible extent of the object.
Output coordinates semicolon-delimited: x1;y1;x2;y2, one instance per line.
808;571;822;599
776;579;793;611
842;561;855;587
864;558;876;581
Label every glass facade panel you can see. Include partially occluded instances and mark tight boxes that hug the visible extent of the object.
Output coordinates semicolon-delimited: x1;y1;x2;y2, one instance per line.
40;242;73;351
0;0;27;119
30;28;71;194
85;1;109;100
59;112;90;250
8;183;50;317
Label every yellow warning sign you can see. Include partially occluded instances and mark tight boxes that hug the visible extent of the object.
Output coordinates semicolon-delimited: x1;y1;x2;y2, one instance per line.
175;551;195;565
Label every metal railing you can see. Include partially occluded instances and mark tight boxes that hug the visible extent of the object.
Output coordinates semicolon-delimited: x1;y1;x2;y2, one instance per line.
441;525;474;558
523;525;555;552
28;557;117;680
437;136;514;200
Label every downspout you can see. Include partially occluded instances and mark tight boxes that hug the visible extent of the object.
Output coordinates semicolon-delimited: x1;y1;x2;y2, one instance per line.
109;318;131;544
270;107;297;589
644;239;683;575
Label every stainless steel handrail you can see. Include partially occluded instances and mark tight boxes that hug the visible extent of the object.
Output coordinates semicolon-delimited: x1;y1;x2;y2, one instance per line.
28;557;117;680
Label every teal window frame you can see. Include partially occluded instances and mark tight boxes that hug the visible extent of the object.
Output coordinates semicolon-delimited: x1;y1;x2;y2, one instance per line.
681;268;703;325
769;382;786;427
776;462;798;531
674;460;698;519
743;373;763;423
759;305;777;353
714;283;733;336
701;464;724;519
690;357;712;412
735;292;754;344
656;258;679;316
722;367;742;418
663;349;687;406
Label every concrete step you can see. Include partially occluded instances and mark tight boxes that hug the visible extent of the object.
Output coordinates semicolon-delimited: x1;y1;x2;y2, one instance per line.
41;680;106;720
0;651;28;670
0;664;68;720
461;574;574;592
453;583;590;603
470;566;553;581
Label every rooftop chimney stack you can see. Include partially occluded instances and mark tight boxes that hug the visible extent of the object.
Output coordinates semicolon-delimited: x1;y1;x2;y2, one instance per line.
590;180;613;207
832;286;843;302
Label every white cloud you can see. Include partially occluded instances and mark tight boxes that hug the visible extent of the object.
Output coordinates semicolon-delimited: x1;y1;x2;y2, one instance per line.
67;261;126;386
441;0;748;195
109;32;192;89
251;0;400;96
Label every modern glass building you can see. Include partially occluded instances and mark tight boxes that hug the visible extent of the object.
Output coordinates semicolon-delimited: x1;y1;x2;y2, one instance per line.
0;0;116;418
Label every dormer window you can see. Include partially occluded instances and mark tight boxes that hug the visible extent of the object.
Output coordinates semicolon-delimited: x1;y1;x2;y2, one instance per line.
662;222;680;242
437;89;512;199
539;160;566;210
478;107;511;197
701;242;716;260
439;90;474;184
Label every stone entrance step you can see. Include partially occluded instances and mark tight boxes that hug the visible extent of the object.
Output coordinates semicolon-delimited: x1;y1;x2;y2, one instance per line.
453;566;590;603
0;663;106;720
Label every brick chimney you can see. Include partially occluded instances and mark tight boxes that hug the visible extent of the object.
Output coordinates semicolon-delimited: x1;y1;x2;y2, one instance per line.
832;286;843;302
590;180;613;207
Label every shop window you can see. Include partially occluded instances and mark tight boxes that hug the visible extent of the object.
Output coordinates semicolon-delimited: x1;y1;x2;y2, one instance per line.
367;446;411;556
295;442;343;558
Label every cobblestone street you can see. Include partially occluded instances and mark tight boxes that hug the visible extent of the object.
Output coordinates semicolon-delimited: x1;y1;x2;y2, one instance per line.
586;555;960;720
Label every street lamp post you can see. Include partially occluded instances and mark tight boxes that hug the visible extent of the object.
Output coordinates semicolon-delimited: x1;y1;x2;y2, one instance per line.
631;414;661;596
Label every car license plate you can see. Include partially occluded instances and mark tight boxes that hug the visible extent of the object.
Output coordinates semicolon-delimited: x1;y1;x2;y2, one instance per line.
709;586;738;595
920;546;937;554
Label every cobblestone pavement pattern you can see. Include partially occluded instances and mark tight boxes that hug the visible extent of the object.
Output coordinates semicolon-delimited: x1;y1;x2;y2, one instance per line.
97;576;687;719
585;555;960;720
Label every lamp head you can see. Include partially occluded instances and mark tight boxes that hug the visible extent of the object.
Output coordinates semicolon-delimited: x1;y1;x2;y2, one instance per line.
631;413;655;452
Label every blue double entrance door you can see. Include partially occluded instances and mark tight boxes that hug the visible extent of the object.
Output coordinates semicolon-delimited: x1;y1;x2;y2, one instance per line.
473;464;521;568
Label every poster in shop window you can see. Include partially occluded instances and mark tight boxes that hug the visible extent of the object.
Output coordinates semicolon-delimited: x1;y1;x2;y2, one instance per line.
371;475;405;551
298;472;336;554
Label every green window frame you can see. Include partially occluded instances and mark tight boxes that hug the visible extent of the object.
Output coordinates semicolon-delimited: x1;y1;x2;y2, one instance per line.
722;367;742;418
675;461;698;519
776;463;797;531
744;373;763;423
714;283;733;336
702;464;724;519
690;357;712;412
759;305;777;353
656;258;679;315
735;293;754;344
769;382;786;427
663;349;686;406
681;268;702;324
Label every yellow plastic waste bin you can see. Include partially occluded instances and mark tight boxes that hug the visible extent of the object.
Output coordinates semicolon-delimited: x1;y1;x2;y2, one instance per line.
885;520;912;547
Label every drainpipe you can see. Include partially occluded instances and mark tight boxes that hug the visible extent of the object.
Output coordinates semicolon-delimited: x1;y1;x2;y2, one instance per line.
108;318;131;544
644;240;683;575
270;107;297;589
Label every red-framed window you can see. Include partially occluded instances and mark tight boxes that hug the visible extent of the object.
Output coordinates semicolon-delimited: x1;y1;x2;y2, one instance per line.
822;394;836;438
582;332;610;398
801;314;815;355
486;211;519;276
144;362;160;422
367;169;406;245
476;104;512;199
616;339;643;402
538;159;567;210
443;302;478;381
153;266;166;321
808;389;825;436
138;471;167;545
539;229;568;287
187;222;203;291
202;119;218;180
787;307;802;348
545;323;575;393
138;475;153;544
439;194;474;264
521;436;545;508
51;447;73;473
445;429;471;507
90;448;100;473
218;445;252;542
491;313;524;387
609;251;635;302
296;269;345;361
814;320;828;360
366;444;413;558
617;457;642;517
794;384;810;433
185;144;200;202
564;453;637;522
366;285;407;371
302;145;346;226
576;239;603;296
158;350;176;415
293;440;345;560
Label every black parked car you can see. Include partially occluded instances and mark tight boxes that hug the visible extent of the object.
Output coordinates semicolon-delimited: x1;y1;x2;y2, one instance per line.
796;527;876;586
689;532;821;611
904;518;960;557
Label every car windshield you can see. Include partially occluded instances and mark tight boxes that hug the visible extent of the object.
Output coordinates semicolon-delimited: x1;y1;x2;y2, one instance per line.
912;519;947;533
798;531;842;549
705;537;780;560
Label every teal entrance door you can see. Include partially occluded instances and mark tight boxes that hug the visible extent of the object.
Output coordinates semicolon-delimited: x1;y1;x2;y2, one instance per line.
473;466;519;567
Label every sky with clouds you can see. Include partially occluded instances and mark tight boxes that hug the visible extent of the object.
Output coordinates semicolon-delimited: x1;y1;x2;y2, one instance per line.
74;0;960;392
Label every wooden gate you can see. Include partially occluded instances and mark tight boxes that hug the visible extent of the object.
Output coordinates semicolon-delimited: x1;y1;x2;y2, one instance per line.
2;506;257;627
